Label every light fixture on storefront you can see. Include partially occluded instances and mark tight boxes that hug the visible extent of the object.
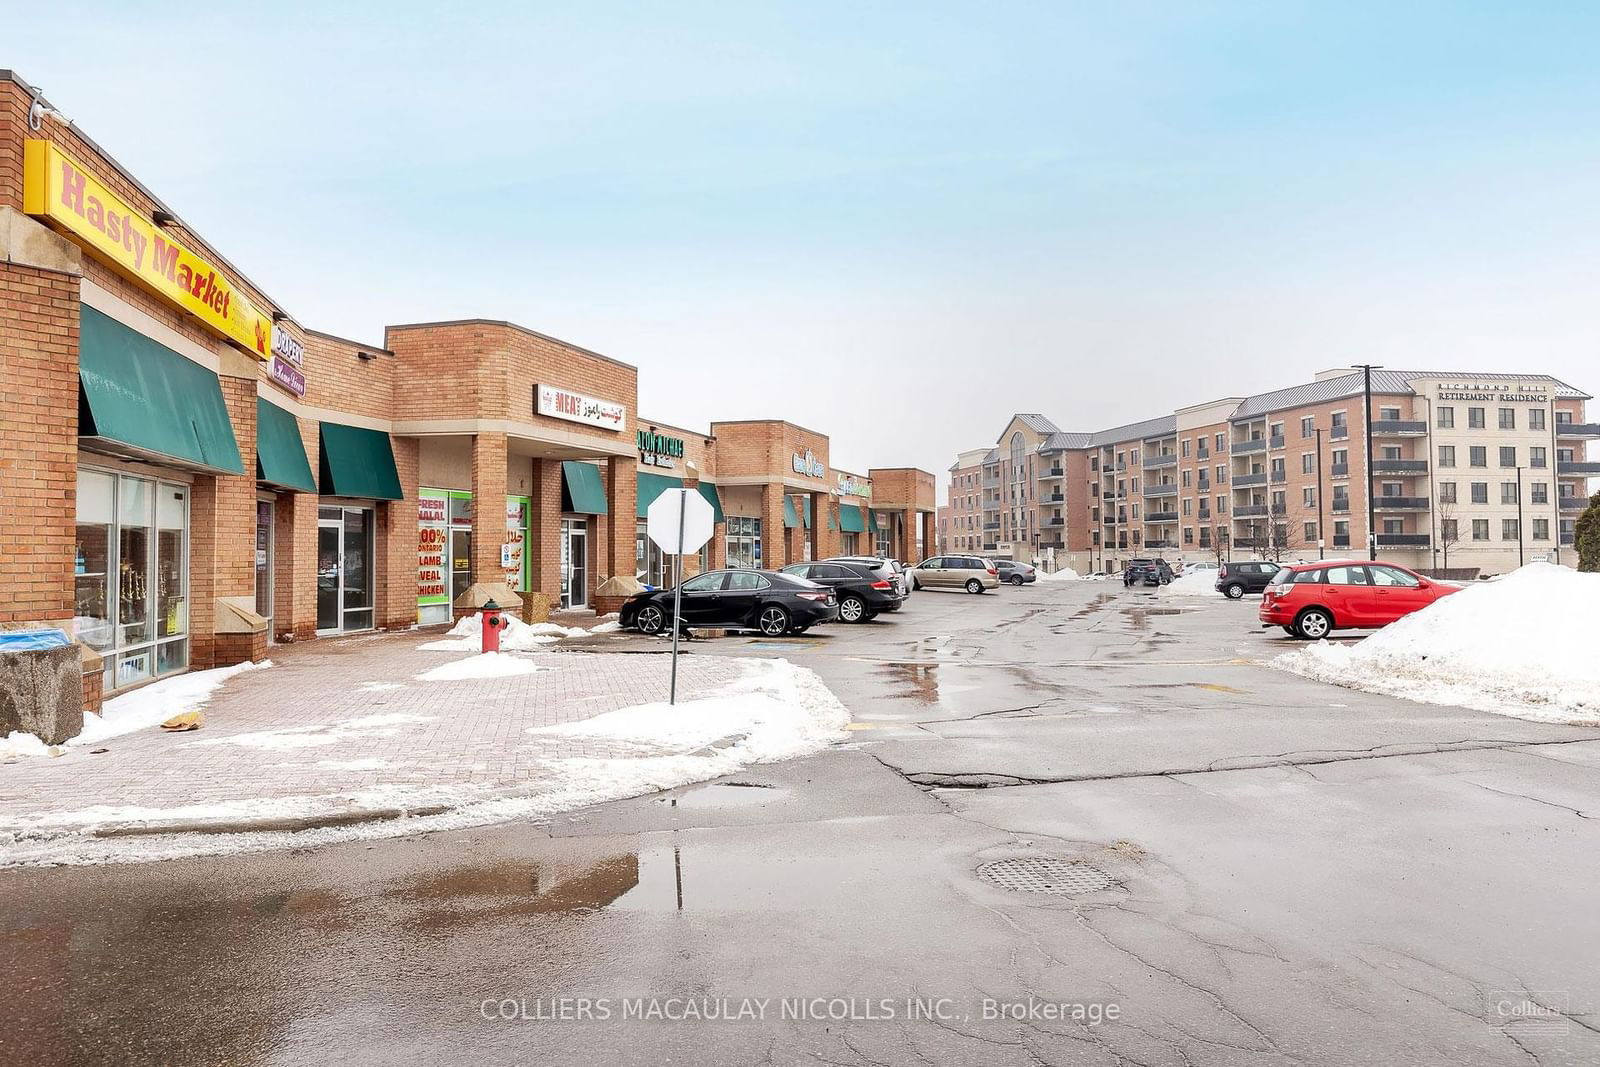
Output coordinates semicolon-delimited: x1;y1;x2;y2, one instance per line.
151;209;179;228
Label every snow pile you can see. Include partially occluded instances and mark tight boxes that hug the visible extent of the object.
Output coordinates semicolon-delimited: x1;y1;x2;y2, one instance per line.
1161;569;1223;597
192;712;435;751
1037;567;1081;582
416;653;548;682
1;731;55;761
73;660;270;748
1274;563;1600;725
420;613;609;652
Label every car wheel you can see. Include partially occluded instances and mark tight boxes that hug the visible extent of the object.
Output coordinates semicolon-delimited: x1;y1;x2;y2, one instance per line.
1223;583;1245;599
1294;607;1333;640
757;605;791;636
636;604;665;635
1282;626;1296;636
965;578;984;594
839;595;867;623
1010;575;1024;586
911;577;922;591
864;611;879;621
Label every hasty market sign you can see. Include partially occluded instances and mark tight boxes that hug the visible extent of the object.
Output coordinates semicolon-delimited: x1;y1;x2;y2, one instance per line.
536;385;626;431
792;450;825;478
23;140;270;358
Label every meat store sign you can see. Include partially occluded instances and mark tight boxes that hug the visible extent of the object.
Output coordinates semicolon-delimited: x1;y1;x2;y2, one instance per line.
535;385;626;431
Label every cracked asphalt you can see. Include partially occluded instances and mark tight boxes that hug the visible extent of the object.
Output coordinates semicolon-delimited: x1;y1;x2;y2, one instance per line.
4;581;1598;1066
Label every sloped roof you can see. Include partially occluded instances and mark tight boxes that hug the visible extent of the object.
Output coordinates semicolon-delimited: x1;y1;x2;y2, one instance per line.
1231;370;1588;420
1037;431;1093;452
1086;414;1177;447
1013;413;1061;434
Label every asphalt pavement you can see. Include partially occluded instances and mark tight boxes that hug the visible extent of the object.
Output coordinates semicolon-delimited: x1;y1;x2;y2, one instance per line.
3;580;1597;1066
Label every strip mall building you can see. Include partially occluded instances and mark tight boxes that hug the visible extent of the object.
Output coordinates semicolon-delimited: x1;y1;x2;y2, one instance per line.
0;72;934;702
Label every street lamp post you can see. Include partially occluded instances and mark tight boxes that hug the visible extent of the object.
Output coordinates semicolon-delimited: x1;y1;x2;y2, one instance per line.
1315;426;1325;559
1356;363;1382;561
1516;465;1525;567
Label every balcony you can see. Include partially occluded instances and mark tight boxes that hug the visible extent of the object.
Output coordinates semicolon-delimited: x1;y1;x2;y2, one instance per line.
1557;460;1600;475
1559;497;1590;512
1556;422;1600;439
1371;420;1428;436
1268;434;1286;450
1143;483;1178;497
1373;497;1430;511
1231;439;1267;455
1042;492;1064;503
981;476;1000;489
1372;458;1429;475
1270;470;1288;484
1044;516;1064;527
1330;425;1350;441
1144;453;1178;468
1145;511;1179;523
1145;540;1179;550
983;521;1000;531
1115;462;1127;472
1375;533;1431;548
1234;504;1271;518
1331;499;1351;512
1234;472;1267;488
1561;533;1576;546
1330;463;1350;477
1042;467;1065;478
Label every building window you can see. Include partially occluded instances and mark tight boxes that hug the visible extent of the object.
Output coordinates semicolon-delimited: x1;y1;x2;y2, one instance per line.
1181;439;1191;458
1301;454;1314;474
1501;481;1518;504
1533;518;1549;540
1182;497;1192;516
1440;518;1458;543
1198;527;1211;547
1332;449;1348;467
1304;521;1318;541
76;469;190;690
1380;406;1401;420
1469;446;1487;468
1502;518;1520;540
1438;445;1455;468
1331;412;1347;429
1383;519;1403;535
1215;432;1225;451
1303;488;1316;508
1468;407;1486;429
1438;481;1457;503
1437;406;1454;429
726;516;762;569
1217;495;1228;514
1271;458;1285;479
1472;519;1490;541
1530;408;1546;430
1216;464;1227;484
1499;408;1516;430
1530;446;1547;469
1335;519;1350;539
1470;482;1488;504
1183;527;1194;544
1499;446;1517;468
1531;482;1548;505
1301;416;1315;438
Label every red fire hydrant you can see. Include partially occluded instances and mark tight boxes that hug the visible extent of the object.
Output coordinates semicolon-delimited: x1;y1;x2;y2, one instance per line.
480;599;506;654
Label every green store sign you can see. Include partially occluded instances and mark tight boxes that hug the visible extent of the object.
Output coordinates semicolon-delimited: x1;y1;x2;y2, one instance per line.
638;429;685;469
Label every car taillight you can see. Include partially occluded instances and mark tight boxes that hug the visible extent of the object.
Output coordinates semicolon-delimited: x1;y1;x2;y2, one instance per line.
986;566;998;575
870;579;893;590
1219;565;1228;577
797;591;829;601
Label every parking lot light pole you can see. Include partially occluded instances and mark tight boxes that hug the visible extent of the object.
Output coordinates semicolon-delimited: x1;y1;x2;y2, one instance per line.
1356;363;1382;560
1516;466;1525;568
1315;426;1325;559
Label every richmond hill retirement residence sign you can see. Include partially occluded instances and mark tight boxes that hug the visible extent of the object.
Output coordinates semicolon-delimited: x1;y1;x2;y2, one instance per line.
23;140;271;358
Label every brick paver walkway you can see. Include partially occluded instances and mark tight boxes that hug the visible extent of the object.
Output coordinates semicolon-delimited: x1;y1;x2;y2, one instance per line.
0;629;749;836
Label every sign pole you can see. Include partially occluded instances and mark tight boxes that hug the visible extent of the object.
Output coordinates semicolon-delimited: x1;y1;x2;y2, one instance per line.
669;489;687;705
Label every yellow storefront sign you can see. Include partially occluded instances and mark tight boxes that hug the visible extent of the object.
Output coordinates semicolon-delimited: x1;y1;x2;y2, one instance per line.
22;139;270;359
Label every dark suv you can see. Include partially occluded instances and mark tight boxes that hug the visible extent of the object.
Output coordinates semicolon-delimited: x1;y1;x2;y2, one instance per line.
1216;560;1280;599
782;561;903;622
1123;558;1173;587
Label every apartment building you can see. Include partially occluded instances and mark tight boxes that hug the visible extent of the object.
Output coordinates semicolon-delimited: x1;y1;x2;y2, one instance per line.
944;447;990;554
953;369;1597;577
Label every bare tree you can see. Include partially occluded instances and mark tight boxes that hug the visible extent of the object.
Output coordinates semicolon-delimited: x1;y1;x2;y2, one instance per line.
1435;498;1463;574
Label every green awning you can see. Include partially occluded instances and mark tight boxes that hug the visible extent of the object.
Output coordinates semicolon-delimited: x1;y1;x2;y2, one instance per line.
802;496;814;530
561;461;609;515
840;504;867;533
783;496;799;528
319;422;403;500
636;471;682;518
695;480;725;523
78;305;243;474
256;398;316;492
868;509;881;533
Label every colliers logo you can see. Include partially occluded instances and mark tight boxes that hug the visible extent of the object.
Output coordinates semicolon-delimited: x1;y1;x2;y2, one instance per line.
792;450;824;478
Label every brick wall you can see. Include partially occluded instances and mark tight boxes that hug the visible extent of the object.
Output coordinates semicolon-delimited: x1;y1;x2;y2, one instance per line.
0;261;79;627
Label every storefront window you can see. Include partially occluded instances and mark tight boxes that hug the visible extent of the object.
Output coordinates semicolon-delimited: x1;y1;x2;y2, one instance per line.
841;532;860;555
505;496;530;591
75;468;191;690
727;516;762;569
874;514;892;560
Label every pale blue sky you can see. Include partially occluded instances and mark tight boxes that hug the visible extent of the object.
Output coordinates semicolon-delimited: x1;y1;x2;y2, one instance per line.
12;2;1600;490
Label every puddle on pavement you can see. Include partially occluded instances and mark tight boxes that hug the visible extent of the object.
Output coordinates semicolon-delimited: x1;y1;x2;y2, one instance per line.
1069;593;1118;619
660;781;791;809
403;854;644;922
1120;604;1188;631
876;661;941;704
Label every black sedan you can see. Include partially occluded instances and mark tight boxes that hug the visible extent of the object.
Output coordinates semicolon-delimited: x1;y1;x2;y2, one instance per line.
620;569;838;636
782;561;903;622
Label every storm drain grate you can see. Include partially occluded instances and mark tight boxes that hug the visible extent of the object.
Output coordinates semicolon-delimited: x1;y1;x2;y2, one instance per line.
978;858;1114;895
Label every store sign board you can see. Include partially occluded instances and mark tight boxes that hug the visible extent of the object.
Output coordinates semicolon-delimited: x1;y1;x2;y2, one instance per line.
268;355;306;397
1437;381;1550;403
22;139;270;358
271;324;304;365
638;428;685;469
417;489;450;607
792;449;825;478
834;473;870;499
535;384;626;431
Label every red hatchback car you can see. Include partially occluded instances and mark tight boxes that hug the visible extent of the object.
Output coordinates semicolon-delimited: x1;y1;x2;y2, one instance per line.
1259;560;1462;640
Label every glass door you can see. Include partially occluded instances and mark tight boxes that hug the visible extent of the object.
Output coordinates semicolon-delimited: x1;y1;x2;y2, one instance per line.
317;513;342;633
255;500;274;640
342;508;373;631
561;517;587;609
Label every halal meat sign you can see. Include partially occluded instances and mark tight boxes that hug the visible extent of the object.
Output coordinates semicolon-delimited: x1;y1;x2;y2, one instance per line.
535;384;626;431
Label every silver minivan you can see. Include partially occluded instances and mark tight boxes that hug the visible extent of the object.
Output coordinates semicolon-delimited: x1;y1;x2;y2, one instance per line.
910;555;1000;593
